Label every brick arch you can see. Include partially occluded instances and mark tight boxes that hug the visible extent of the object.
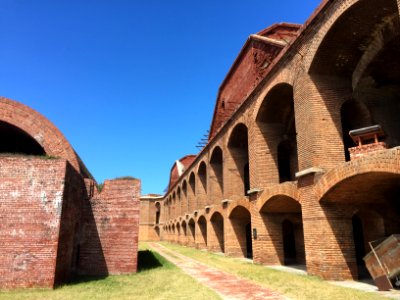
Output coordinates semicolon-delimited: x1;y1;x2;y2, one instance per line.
206;206;225;222
251;78;294;123
315;147;400;201
257;182;299;212
227;199;251;218
305;0;399;74
0;97;81;173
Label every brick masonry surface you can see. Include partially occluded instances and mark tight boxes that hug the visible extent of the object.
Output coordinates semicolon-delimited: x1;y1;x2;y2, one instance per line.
0;97;141;288
157;0;400;285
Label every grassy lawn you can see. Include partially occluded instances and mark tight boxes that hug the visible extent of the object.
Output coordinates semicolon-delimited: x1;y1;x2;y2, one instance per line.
160;242;390;300
0;243;220;300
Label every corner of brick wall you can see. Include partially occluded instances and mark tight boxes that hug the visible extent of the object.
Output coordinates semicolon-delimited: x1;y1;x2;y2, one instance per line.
78;178;141;275
0;156;69;288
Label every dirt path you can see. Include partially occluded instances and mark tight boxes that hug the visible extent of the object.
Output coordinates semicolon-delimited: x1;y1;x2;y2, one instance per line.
148;242;288;300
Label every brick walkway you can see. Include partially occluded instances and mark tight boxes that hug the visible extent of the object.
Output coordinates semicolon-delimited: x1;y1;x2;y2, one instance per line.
148;243;288;300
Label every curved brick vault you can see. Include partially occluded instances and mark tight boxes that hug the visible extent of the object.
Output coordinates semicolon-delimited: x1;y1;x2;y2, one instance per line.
0;96;141;289
0;96;88;177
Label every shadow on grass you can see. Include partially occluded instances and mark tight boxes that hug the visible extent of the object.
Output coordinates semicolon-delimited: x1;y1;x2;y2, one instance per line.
67;274;108;286
137;250;163;272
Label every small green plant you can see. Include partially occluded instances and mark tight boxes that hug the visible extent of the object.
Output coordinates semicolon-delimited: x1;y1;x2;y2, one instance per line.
97;183;104;192
114;176;138;180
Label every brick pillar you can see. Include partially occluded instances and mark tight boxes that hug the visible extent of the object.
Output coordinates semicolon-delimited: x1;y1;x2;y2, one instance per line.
187;220;195;247
209;164;223;205
294;74;352;171
195;220;207;249
300;177;356;280
208;213;225;253
251;209;283;265
196;175;208;210
225;149;246;200
248;123;280;188
225;209;250;258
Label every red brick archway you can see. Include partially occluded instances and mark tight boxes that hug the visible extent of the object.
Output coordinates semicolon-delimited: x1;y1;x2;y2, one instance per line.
0;97;83;174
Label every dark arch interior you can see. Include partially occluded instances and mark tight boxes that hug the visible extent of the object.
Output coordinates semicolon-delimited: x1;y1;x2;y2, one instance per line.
228;124;250;196
0;121;45;155
340;100;372;161
230;206;252;259
198;162;207;191
211;212;224;253
282;219;297;265
210;147;223;190
198;216;207;246
256;84;298;183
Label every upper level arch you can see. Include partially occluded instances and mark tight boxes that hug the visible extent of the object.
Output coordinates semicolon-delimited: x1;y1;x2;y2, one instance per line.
227;123;250;196
255;83;298;183
0;97;85;175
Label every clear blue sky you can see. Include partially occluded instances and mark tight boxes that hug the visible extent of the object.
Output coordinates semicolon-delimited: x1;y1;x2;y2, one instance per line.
0;0;321;195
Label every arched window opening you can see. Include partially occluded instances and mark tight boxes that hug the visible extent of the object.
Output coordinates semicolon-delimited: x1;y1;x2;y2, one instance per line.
155;202;161;225
229;206;252;259
198;216;207;247
341;100;372;161
210;147;224;204
188;172;196;212
197;162;208;208
256;84;298;184
228;124;250;196
198;162;207;192
282;220;297;265
211;212;224;253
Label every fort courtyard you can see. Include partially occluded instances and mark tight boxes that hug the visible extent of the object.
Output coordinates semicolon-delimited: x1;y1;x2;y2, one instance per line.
0;0;400;299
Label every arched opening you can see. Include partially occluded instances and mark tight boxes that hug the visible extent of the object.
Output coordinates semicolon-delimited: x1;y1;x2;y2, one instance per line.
182;181;188;214
197;162;208;208
177;187;182;217
351;210;386;280
321;171;400;281
172;193;176;219
188;172;196;212
256;84;298;183
282;220;297;265
155;226;160;238
181;221;187;237
176;223;182;243
0;121;46;155
229;206;252;259
198;216;207;247
260;195;305;266
210;212;224;253
188;219;196;245
155;202;161;225
210;147;223;205
228;124;250;196
352;214;367;276
340;100;372;161
309;0;400;162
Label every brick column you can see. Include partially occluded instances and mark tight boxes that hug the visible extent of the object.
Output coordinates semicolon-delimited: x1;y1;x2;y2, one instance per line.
225;149;245;200
251;209;283;265
209;165;223;205
248;122;280;189
300;177;356;280
294;74;352;171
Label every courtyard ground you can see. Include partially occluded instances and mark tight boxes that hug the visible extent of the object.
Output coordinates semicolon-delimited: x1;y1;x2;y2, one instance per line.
157;242;399;300
1;242;399;300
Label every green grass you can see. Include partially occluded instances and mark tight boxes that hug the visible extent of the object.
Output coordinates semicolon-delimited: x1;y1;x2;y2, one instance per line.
160;242;390;300
0;243;221;300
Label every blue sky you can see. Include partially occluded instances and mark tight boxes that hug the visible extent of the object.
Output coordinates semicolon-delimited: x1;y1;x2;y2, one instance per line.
0;0;321;195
